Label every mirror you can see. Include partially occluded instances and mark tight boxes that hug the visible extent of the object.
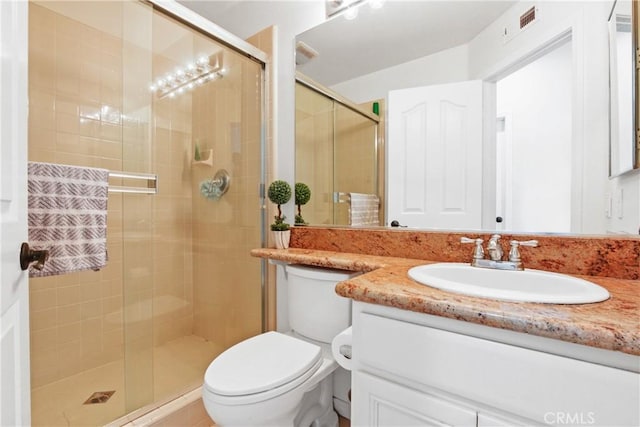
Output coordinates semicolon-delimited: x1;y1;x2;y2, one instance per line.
295;0;640;235
608;0;638;177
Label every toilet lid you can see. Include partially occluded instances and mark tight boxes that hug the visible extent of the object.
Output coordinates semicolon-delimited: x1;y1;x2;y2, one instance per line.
204;331;322;397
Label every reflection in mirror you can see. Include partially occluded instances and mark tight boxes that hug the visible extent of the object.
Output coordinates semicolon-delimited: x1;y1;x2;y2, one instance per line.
295;75;382;226
494;39;572;233
608;0;637;177
295;0;640;235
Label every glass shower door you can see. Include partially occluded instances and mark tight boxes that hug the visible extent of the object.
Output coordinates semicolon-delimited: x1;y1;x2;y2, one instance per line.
295;81;379;226
28;1;265;423
120;0;157;412
295;83;335;225
332;103;378;225
120;0;267;411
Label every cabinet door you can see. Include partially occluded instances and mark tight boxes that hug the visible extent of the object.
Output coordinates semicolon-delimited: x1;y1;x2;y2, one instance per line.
352;372;477;427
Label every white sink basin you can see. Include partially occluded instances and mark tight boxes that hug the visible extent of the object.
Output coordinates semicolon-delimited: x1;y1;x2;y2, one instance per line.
408;263;610;304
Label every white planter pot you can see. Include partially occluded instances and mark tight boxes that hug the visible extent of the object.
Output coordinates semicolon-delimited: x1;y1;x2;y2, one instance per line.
273;230;291;249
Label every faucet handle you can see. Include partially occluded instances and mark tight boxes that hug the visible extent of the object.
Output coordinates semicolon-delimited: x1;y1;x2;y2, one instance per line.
508;239;539;263
461;237;484;261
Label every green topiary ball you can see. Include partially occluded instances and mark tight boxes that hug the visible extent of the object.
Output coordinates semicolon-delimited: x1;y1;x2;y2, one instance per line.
295;182;311;206
268;180;292;205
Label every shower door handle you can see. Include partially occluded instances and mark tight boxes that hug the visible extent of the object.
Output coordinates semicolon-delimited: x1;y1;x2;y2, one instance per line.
20;242;49;271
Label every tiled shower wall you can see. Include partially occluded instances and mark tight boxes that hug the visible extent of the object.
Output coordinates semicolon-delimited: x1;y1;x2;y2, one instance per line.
28;3;128;388
27;3;194;389
190;43;263;349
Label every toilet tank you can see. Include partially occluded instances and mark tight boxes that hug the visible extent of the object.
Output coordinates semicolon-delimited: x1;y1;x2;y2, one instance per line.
285;265;359;343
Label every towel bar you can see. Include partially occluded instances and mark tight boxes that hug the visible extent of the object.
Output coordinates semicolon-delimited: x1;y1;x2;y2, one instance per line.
108;171;158;194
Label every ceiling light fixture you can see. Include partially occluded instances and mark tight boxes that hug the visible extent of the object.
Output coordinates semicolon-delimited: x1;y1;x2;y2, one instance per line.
343;5;359;20
150;52;224;99
326;0;384;20
326;0;365;19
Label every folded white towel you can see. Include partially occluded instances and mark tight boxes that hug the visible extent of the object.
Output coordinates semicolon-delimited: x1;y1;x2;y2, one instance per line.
27;162;109;277
349;193;380;226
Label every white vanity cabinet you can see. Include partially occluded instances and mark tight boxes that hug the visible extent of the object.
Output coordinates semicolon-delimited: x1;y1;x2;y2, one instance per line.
354;372;477;426
350;302;640;427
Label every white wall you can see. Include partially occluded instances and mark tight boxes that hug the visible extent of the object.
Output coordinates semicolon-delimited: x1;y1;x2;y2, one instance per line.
497;41;573;233
471;1;639;234
331;44;469;104
607;172;640;234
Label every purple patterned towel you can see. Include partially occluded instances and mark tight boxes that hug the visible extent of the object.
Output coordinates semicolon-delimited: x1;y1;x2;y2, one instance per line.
27;162;109;277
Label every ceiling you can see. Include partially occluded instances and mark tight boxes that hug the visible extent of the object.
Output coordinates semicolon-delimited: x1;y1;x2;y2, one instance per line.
180;1;517;85
297;1;517;85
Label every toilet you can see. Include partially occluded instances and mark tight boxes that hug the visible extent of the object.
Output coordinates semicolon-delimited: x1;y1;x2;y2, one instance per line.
202;264;357;426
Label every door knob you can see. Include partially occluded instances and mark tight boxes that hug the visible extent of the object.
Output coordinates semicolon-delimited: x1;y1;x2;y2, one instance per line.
20;242;49;271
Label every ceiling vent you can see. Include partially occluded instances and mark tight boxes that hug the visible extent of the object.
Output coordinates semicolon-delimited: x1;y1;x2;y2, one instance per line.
503;5;539;44
520;6;537;30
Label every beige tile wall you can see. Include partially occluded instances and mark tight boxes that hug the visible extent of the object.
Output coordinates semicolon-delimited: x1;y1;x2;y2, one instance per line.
190;44;263;350
28;3;128;389
149;58;194;349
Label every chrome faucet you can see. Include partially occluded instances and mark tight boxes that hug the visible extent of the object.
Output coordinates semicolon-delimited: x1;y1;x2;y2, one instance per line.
487;234;503;261
461;234;538;271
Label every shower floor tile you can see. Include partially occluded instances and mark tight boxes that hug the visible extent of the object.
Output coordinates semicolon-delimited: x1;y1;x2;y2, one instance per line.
31;335;219;427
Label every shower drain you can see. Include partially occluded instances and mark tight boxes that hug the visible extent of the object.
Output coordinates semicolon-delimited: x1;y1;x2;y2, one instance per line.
83;391;115;405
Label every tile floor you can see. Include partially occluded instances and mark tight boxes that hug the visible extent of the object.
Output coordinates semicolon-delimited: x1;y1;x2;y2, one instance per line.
32;335;219;427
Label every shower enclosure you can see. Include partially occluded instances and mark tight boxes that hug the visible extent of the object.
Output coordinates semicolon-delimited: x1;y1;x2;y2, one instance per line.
295;77;382;226
27;1;265;425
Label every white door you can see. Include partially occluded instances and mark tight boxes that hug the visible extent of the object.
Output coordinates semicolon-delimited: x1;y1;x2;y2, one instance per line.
387;81;483;229
0;1;31;425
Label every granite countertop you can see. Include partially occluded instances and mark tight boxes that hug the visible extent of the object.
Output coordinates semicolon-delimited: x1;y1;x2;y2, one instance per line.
251;248;640;356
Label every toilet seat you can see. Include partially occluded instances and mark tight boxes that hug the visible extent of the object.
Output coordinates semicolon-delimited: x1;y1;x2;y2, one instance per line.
204;332;323;405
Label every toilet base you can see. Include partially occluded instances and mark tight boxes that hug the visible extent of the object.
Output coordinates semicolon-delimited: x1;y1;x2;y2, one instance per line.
293;369;338;427
310;406;338;427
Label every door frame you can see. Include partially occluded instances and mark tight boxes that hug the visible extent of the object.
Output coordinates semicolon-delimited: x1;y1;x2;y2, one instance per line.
479;28;582;232
0;0;30;425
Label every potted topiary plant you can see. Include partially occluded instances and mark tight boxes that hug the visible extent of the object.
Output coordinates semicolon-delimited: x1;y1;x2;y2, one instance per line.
294;182;311;225
268;180;292;249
